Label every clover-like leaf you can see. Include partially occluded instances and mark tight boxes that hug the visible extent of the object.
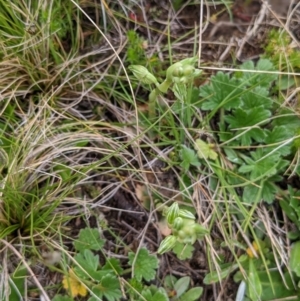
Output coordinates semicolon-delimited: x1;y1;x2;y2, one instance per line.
140;286;169;301
172;243;194;260
224;107;270;145
89;274;122;301
200;72;243;111
238;149;280;181
74;228;105;252
180;146;200;171
128;248;158;282
195;139;218;160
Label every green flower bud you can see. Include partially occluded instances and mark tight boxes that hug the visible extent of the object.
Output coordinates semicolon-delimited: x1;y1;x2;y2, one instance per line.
177;233;197;245
173;217;183;231
166;203;179;225
193;68;202;77
178;230;186;239
157;235;177;254
166;57;197;82
183;65;196;76
178;209;195;220
128;65;158;85
172;66;184;77
193;224;209;237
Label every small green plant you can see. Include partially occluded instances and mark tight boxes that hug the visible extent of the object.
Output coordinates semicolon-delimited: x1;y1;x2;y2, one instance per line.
126;30;148;65
197;58;300;204
157;203;209;260
263;29;300;72
55;227;170;301
129;57;202;120
204;240;300;301
164;275;203;301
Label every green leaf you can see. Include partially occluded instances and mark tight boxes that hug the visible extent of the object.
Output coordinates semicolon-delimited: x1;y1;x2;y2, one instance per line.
164;275;177;290
128;248;158;282
180;146;200;171
260;180;278;204
239;59;277;88
242;184;260;204
174;276;190;297
241;86;272;110
172;243;194;260
200;72;243;110
204;263;239;284
264;126;292;156
9;265;27;301
140;286;169;301
89;274;122;301
277;75;295;90
128;278;144;296
194;139;218;160
238;149;280;181
247;259;262;301
179;287;203;301
224;107;270;145
225;107;270;128
53;295;73;301
74;249;99;279
74;228;105;252
272;108;300;131
102;258;123;275
290;241;300;277
257;270;296;300
279;199;299;225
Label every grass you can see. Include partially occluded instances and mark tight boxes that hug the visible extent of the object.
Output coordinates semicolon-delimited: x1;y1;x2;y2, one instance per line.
1;0;300;301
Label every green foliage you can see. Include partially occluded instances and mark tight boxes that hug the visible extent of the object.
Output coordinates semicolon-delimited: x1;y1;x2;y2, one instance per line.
126;30;147;65
263;29;300;71
164;275;203;301
200;72;243;111
191;56;300;299
180;146;201;171
74;228;105;252
89;274;122;301
139;286;169;301
130;57;202;121
158;202;209;259
57;229;172;301
6;265;27;301
194;139;218;160
53;295;73;301
197;58;297;204
290;241;300;277
172;243;195;260
128;248;159;282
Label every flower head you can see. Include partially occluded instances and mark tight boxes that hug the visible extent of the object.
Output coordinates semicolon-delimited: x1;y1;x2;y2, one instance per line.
246;241;260;258
62;269;88;297
128;65;158;85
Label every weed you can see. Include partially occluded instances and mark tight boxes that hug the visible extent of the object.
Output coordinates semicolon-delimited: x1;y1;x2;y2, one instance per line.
54;227;169;301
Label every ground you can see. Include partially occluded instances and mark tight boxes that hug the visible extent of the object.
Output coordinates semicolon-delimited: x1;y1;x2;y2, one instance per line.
1;1;300;301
